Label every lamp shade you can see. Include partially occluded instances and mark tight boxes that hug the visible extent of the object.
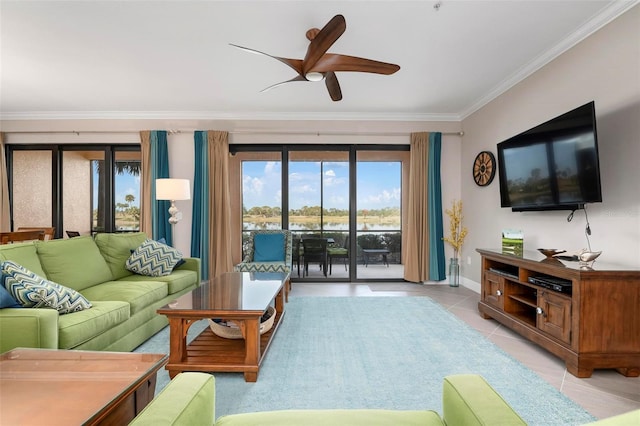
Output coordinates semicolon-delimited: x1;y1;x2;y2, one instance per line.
156;178;191;201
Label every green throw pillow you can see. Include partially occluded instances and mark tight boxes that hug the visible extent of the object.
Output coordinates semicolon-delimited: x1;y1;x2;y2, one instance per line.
1;260;92;314
125;239;183;277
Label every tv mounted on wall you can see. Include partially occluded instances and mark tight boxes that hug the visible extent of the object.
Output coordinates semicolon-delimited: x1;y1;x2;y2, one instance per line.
497;101;602;212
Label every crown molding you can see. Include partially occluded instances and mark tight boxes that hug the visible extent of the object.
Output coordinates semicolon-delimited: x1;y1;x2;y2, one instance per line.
459;0;639;120
0;110;462;122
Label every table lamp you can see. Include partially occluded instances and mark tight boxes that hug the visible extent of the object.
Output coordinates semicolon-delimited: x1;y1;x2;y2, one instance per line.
156;178;191;225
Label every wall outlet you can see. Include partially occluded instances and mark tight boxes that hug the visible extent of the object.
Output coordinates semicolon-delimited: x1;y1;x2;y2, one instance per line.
467;256;472;265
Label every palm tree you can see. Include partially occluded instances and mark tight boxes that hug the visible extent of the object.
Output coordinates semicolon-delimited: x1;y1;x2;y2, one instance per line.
94;160;141;231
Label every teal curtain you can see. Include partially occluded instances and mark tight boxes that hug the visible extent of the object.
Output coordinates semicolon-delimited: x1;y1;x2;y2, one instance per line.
427;132;445;280
150;131;172;245
191;131;210;280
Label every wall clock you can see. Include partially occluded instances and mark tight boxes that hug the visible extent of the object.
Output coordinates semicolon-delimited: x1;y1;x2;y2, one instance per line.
472;151;496;187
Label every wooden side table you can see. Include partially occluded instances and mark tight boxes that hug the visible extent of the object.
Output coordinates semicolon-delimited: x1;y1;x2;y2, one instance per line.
0;348;167;425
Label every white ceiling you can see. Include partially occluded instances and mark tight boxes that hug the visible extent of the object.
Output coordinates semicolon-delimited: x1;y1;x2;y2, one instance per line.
1;0;636;122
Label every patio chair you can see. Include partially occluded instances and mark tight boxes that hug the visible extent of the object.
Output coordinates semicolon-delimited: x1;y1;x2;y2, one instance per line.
302;238;328;277
327;235;349;274
234;230;293;296
292;238;303;277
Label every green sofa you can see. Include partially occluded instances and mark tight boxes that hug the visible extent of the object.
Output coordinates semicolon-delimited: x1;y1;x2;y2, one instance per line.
0;232;200;353
130;372;640;425
129;373;527;425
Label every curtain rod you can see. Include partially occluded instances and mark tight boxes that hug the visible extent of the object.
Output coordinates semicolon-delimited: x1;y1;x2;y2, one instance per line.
5;130;464;137
227;130;464;137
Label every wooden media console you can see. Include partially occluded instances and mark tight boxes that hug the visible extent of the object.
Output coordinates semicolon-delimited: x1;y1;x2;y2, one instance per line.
477;249;640;378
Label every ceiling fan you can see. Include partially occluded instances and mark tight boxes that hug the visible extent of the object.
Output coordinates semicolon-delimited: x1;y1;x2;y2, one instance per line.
230;14;400;101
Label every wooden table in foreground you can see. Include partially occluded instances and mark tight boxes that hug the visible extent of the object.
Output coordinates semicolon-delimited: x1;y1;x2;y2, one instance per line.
158;271;288;382
0;348;167;426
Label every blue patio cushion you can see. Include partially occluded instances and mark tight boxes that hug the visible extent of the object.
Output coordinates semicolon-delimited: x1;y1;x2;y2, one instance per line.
253;234;285;262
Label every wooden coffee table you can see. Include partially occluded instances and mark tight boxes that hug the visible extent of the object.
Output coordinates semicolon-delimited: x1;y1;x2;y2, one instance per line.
158;271;288;382
0;348;167;426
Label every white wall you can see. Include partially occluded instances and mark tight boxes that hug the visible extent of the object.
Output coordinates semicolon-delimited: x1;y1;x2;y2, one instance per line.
461;6;640;283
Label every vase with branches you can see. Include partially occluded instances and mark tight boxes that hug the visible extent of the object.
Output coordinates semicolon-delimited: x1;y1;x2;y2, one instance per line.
443;200;468;286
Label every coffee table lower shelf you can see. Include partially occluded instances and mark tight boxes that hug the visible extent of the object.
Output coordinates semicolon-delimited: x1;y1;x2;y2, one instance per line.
165;310;284;382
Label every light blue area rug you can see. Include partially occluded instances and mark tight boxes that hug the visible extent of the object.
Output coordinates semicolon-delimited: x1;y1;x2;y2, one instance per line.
135;296;596;425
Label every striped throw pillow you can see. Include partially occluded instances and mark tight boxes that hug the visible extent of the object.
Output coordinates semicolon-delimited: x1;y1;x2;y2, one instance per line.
1;260;92;314
125;239;182;277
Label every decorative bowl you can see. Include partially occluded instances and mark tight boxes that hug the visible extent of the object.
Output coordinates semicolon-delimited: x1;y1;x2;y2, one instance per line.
208;306;276;340
537;248;566;258
578;250;602;263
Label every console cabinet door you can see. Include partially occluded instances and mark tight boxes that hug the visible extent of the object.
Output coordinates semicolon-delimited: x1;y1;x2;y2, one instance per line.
537;290;572;344
482;271;504;310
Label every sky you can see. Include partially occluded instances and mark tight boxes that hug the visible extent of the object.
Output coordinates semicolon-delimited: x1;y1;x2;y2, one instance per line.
92;167;140;209
92;160;401;212
115;174;140;206
242;160;401;211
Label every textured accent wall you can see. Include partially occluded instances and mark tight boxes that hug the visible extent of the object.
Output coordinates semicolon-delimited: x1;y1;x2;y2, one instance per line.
12;151;52;228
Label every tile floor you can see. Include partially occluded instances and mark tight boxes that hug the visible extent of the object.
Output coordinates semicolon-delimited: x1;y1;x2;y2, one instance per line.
289;281;640;421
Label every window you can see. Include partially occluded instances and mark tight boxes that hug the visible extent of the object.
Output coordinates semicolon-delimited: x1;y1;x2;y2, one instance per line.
7;144;140;237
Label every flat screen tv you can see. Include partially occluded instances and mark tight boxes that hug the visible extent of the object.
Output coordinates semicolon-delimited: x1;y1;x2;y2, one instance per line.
497;101;602;212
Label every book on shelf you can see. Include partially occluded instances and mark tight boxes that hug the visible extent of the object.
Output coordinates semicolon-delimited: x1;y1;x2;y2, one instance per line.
502;229;524;256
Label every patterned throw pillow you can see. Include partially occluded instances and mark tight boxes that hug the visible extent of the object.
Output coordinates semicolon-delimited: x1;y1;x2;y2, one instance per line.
125;239;183;277
128;238;186;271
0;260;92;314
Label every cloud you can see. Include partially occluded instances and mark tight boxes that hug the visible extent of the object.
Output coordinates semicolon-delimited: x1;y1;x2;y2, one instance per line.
323;169;348;187
264;161;278;174
291;184;315;194
243;175;264;195
367;187;401;204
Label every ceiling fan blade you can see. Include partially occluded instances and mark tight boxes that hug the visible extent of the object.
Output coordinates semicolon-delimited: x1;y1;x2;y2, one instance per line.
325;72;342;102
260;75;307;92
230;43;303;74
310;53;400;75
302;14;346;74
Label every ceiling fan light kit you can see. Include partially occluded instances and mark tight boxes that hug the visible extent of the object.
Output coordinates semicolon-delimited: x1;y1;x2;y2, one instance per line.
305;72;324;82
231;14;400;101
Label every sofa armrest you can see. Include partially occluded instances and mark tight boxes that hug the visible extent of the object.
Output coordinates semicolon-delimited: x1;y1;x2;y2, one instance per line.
583;409;640;425
129;372;214;426
0;308;59;352
442;374;526;426
176;257;201;285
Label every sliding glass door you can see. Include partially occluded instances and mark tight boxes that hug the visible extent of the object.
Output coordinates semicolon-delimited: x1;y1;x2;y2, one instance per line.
288;150;350;279
235;145;408;282
355;153;404;280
